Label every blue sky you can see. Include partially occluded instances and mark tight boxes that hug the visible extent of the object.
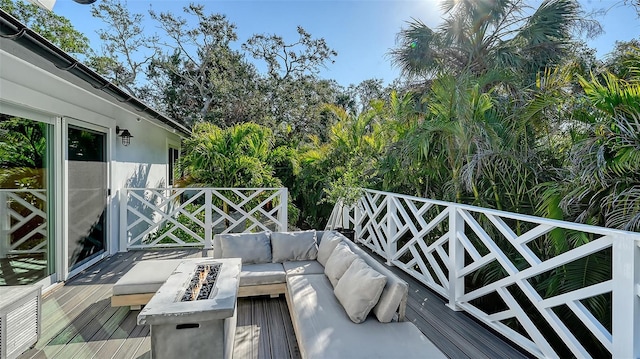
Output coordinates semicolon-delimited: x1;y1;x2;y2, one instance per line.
51;0;640;87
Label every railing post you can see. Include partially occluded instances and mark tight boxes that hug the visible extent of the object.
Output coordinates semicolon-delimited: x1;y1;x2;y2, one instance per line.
204;189;212;254
278;188;288;232
612;235;640;358
119;189;128;252
341;202;351;230
447;205;464;311
0;191;8;258
386;194;397;266
354;197;362;243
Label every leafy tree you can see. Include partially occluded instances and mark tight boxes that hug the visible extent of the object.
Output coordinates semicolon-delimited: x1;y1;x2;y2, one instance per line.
243;26;337;82
603;39;640;80
390;0;600;83
88;0;157;96
145;4;262;127
2;0;91;55
540;72;640;232
345;78;386;114
177;122;300;225
243;26;340;139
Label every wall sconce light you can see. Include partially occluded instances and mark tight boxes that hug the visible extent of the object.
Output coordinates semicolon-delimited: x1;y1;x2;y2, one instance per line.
116;126;133;146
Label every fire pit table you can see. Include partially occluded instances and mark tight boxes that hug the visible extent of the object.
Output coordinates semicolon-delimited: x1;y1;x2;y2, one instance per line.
137;258;241;359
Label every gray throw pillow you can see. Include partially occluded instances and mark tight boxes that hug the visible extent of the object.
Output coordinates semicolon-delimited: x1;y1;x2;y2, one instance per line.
219;232;272;264
271;230;318;262
317;231;342;266
324;241;358;287
334;258;387;323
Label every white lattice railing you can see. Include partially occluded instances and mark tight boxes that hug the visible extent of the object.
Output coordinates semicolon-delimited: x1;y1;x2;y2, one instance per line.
120;187;288;250
0;189;48;258
327;189;640;359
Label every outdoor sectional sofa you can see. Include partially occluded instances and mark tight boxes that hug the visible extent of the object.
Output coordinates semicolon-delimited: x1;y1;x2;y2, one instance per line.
111;230;444;359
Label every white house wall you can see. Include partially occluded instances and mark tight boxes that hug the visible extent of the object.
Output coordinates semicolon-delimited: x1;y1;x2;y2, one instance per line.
0;47;184;271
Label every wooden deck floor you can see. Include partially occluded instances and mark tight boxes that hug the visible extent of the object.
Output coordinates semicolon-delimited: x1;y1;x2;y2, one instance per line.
17;250;300;359
17;248;529;359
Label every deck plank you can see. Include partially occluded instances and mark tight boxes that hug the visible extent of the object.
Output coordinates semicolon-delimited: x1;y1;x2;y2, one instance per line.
234;298;257;359
90;308;140;359
265;297;290;359
110;315;150;359
277;298;301;359
254;298;272;359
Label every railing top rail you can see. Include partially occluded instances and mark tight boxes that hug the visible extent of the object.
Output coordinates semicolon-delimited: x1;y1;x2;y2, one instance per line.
123;187;287;191
363;188;640;240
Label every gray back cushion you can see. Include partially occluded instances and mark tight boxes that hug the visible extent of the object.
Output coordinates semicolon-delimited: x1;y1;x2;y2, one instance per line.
324;241;359;287
317;231;342;266
271;230;318;262
217;232;272;264
339;234;409;323
334;257;387;323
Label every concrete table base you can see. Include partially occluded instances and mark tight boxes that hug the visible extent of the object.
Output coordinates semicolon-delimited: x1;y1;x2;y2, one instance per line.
138;258;242;359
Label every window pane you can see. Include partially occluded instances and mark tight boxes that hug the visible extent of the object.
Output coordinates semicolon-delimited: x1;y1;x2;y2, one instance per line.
0;113;53;285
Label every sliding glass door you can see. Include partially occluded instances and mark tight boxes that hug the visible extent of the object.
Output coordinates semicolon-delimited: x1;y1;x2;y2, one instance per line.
67;126;108;270
0;113;54;286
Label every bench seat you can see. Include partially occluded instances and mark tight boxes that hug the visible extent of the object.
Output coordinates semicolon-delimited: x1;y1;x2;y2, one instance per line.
111;258;202;307
286;274;445;359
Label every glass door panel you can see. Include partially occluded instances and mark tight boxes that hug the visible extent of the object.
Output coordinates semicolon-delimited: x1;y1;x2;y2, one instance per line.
67;127;107;270
0;113;53;286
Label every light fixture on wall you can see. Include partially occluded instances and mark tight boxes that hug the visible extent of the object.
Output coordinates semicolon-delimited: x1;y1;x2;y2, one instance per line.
116;126;133;146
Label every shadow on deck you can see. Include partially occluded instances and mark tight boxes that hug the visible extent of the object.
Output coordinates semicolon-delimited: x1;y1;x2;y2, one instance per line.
18;247;529;359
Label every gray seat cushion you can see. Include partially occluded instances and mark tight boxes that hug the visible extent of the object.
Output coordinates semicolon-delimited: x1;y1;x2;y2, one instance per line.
287;274;445;359
271;230;318;262
324;241;359;287
240;263;286;286
317;231;342;266
340;235;409;323
334;258;387;323
112;258;200;296
282;260;325;276
218;232;272;264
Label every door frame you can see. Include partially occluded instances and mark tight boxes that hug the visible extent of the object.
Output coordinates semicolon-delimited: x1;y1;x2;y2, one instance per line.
63;117;112;280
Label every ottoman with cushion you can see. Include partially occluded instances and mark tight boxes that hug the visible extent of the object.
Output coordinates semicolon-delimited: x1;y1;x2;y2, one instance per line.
111;258;204;307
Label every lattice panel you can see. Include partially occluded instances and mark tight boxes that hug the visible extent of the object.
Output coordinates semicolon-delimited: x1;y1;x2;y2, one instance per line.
388;196;451;297
357;191;389;257
123;188;287;249
454;208;615;358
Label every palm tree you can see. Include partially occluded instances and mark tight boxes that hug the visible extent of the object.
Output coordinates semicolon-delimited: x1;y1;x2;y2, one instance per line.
390;0;599;82
539;73;640;232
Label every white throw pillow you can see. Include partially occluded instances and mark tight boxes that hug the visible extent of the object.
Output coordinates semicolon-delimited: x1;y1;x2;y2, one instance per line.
324;241;358;287
334;258;387;323
271;230;318;262
317;231;342;266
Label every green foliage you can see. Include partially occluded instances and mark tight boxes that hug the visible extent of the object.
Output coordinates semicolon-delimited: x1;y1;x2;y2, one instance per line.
389;0;600;86
177;122;300;226
2;0;91;55
0;115;47;189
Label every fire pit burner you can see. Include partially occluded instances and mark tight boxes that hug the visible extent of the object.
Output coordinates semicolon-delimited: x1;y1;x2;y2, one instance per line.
181;263;222;301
